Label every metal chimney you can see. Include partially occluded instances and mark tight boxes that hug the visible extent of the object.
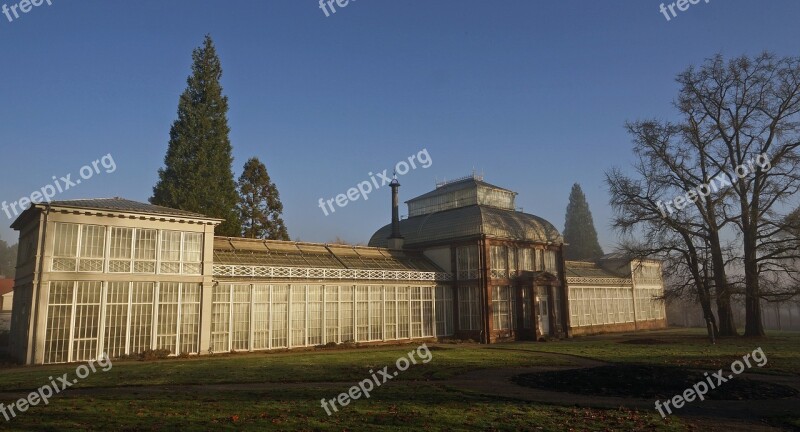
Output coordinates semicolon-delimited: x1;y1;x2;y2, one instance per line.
388;176;404;250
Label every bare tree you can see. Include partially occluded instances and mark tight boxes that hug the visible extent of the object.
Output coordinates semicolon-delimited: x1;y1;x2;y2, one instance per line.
607;117;738;336
677;53;800;336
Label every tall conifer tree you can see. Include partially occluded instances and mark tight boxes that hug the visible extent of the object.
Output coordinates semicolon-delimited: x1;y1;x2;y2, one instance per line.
238;157;289;240
151;35;241;236
563;183;604;260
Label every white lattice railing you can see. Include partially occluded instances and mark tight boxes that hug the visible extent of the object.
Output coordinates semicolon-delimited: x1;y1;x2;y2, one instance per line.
213;265;454;282
566;276;632;286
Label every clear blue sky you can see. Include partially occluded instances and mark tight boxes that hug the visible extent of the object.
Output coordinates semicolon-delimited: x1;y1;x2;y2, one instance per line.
1;0;799;249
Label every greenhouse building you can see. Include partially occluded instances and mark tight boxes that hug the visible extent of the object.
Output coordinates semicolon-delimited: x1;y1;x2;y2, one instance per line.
8;175;666;365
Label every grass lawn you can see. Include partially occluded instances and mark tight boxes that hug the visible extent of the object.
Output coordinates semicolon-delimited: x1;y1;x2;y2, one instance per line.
0;343;574;390
0;384;691;432
497;328;800;375
0;330;797;431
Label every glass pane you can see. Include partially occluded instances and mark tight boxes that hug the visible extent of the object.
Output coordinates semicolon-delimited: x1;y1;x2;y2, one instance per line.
110;227;133;259
53;223;79;258
160;231;182;262
80;226;106;259
183;233;203;263
135;229;157;260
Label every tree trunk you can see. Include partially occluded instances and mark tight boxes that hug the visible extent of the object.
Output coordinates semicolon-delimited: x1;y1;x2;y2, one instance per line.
709;231;737;336
743;230;765;337
698;287;718;337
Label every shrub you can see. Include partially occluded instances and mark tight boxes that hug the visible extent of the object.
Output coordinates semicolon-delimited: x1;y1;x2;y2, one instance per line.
138;349;172;361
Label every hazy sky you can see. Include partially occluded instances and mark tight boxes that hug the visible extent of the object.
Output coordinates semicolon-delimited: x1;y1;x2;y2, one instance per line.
1;0;799;249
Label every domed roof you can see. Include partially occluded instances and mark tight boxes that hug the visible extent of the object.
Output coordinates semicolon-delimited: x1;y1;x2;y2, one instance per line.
369;204;563;248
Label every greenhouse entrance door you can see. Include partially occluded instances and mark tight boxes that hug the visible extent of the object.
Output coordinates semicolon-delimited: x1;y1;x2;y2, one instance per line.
536;286;550;336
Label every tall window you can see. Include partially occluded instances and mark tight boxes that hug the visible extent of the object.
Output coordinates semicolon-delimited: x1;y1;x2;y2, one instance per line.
544;250;558;273
78;226;106;272
134;229;157;273
456;245;479;280
492;286;515;330
435;286;454;336
129;283;154;354
490;246;508;279
384;287;397;340
508;247;518;277
180;284;201;354
104;282;130;358
410;287;422;338
355;286;369;341
308;285;324;345
369;286;383;340
290;286;307;346
157;283;180;352
520;248;534;271
52;223;80;271
44;281;74;363
160;231;182;274
324;286;339;344
270;285;289;348
421;286;434;337
231;285;251;351
340;286;354;342
535;249;544;271
211;285;231;352
458;285;481;330
396;286;409;339
109;227;133;272
183;233;203;275
252;285;271;350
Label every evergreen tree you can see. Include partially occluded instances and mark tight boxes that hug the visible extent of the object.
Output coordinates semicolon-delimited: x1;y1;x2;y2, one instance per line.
238;157;289;240
563;183;604;260
151;35;241;236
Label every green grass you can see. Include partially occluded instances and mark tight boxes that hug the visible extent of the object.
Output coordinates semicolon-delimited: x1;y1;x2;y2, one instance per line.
1;384;688;431
497;328;800;375
0;344;572;390
0;330;797;431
